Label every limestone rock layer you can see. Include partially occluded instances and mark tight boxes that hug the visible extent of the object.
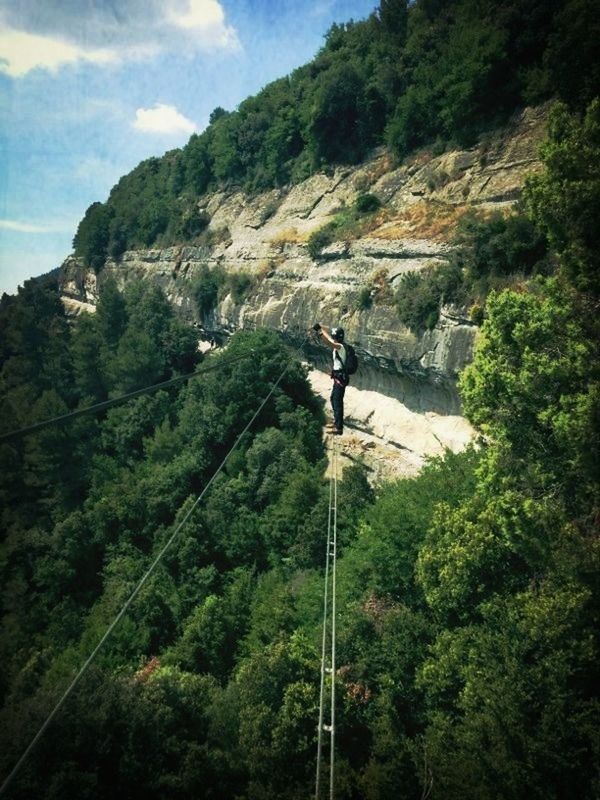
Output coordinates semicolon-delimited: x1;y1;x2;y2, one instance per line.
60;105;549;472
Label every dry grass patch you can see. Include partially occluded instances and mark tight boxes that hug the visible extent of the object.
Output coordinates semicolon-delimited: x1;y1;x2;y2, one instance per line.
257;255;285;279
268;227;303;249
336;207;394;242
204;225;232;247
371;201;475;242
370;268;394;303
354;266;395;311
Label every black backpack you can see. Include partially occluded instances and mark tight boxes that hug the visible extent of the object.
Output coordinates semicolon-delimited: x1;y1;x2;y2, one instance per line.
343;344;358;375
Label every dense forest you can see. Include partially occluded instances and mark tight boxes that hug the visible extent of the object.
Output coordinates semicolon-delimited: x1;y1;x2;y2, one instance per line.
71;0;599;268
2;0;600;795
1;89;599;796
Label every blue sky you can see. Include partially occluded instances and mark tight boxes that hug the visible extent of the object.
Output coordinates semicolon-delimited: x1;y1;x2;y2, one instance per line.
0;0;377;296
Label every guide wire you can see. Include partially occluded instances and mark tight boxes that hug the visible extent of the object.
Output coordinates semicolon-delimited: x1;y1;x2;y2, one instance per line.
0;350;254;445
0;335;309;798
315;435;334;800
330;437;338;800
315;434;339;800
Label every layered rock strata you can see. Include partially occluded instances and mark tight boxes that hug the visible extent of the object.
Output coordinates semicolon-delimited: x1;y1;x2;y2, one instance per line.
60;105;548;472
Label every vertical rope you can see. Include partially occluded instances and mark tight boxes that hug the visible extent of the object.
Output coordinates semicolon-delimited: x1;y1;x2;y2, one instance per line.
315;436;334;800
329;438;338;800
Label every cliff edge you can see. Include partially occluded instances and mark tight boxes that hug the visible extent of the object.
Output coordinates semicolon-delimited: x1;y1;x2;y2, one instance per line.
60;104;549;476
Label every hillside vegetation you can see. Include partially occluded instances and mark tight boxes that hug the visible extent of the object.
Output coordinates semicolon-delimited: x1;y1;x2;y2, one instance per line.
1;94;599;797
72;0;599;268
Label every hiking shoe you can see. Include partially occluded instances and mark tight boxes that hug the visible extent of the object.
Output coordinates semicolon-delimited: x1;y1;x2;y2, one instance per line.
331;428;343;435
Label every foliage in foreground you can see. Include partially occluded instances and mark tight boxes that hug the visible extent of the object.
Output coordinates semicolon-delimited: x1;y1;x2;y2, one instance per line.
1;100;599;798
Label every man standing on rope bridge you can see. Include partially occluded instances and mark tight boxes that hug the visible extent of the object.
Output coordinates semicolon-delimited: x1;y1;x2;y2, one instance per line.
313;323;348;436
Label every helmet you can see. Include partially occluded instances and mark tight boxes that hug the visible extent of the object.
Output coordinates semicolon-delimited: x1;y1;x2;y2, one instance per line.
331;327;345;342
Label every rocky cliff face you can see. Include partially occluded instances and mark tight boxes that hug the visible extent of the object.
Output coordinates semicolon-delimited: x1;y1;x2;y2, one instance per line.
60;105;548;475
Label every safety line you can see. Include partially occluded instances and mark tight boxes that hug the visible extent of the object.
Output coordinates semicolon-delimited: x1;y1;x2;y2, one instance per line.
315;434;339;800
330;438;338;800
0;350;253;444
315;436;334;800
0;336;308;798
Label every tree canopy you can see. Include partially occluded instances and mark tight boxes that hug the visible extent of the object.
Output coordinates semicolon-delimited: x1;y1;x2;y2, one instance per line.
73;0;600;267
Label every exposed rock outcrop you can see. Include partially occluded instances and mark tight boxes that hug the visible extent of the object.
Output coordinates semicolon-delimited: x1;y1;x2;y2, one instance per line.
60;104;549;474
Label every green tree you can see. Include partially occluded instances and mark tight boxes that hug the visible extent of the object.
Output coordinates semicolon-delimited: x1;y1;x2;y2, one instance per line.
378;0;408;42
73;202;113;271
234;632;319;795
524;99;600;295
70;313;105;401
459;285;597;503
209;112;243;183
183;133;213;195
107;328;165;395
418;580;599;799
543;0;600;109
95;278;127;352
308;64;369;165
167;568;254;679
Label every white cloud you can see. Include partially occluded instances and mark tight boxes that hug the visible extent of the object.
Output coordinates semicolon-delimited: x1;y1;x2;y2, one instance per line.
170;0;225;29
0;26;118;78
133;103;197;135
169;0;240;49
0;218;75;234
0;1;240;78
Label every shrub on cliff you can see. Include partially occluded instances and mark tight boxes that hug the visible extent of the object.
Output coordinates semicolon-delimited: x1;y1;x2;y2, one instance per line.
191;267;255;317
192;265;227;319
395;209;551;331
180;207;210;240
73;201;112;271
354;285;373;311
395;261;464;331
307;199;386;261
454;210;550;290
228;271;255;304
355;193;381;213
307;223;337;260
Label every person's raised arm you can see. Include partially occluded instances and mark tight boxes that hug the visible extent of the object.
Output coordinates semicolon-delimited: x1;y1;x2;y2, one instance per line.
313;323;342;350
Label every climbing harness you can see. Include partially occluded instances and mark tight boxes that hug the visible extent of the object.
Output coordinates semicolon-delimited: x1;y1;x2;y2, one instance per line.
315;434;338;800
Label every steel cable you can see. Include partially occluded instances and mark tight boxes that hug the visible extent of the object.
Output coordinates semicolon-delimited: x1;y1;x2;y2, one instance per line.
315;434;339;800
0;350;254;444
0;335;309;797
